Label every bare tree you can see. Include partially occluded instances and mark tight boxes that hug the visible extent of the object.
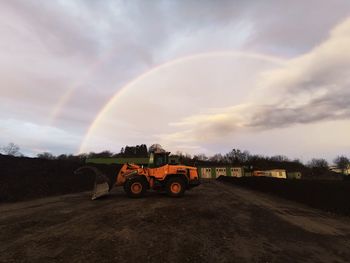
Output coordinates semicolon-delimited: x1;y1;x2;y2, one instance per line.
308;158;328;171
225;149;250;164
209;153;225;163
1;142;21;156
334;155;350;175
193;153;208;161
37;152;55;160
270;155;290;162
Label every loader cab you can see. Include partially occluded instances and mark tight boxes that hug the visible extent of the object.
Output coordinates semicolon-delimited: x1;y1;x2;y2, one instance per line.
149;151;170;168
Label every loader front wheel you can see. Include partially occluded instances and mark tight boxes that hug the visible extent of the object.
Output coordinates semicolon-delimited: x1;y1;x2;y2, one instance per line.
124;177;147;198
166;177;186;197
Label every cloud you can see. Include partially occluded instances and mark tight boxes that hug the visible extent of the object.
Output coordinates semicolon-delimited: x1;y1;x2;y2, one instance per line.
167;18;350;142
250;18;350;128
0;119;80;155
2;1;98;57
1;1;350;156
245;0;350;56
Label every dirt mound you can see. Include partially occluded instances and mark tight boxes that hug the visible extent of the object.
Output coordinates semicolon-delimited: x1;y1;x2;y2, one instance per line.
217;176;350;216
0;155;121;202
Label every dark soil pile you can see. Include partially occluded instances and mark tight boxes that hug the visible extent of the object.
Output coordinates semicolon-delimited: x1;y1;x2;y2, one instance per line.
217;176;350;216
0;155;121;202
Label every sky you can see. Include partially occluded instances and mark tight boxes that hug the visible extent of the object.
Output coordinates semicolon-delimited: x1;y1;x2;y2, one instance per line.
1;0;350;162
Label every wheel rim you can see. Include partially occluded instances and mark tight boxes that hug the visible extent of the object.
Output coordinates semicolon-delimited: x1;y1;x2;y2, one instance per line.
170;182;181;194
131;182;142;194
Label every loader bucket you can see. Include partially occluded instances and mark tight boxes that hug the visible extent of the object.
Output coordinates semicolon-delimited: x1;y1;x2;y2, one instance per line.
91;173;110;200
75;166;111;200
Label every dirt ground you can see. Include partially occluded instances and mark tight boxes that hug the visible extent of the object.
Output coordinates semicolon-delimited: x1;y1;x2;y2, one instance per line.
1;180;350;263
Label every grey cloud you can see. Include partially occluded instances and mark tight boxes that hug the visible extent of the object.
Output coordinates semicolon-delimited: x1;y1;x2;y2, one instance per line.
247;18;350;129
4;0;349;61
249;92;350;129
193;120;239;142
2;0;350;155
246;0;350;56
3;0;98;57
171;17;350;140
0;118;80;155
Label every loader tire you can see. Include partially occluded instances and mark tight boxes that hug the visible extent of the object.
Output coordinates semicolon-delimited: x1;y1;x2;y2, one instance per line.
124;176;147;198
166;177;186;197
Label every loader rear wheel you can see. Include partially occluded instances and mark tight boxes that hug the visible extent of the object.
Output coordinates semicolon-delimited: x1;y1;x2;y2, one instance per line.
124;177;147;198
166;177;186;197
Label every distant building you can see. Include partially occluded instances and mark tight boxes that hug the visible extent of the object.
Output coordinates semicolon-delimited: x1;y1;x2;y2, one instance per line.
287;172;302;179
230;167;243;177
269;169;287;179
253;169;287;179
215;167;226;177
329;165;350;175
252;170;270;177
200;168;213;179
198;166;244;178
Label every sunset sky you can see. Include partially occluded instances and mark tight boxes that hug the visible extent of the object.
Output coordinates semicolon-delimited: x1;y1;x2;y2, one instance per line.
1;0;350;162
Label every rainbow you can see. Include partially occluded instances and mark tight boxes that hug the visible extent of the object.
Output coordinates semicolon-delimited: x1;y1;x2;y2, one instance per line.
77;51;285;153
48;45;123;125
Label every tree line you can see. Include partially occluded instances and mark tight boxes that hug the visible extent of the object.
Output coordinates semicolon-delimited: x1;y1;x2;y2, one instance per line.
1;142;349;176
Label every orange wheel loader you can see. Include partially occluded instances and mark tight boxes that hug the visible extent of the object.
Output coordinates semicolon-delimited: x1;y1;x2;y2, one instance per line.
75;148;200;200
